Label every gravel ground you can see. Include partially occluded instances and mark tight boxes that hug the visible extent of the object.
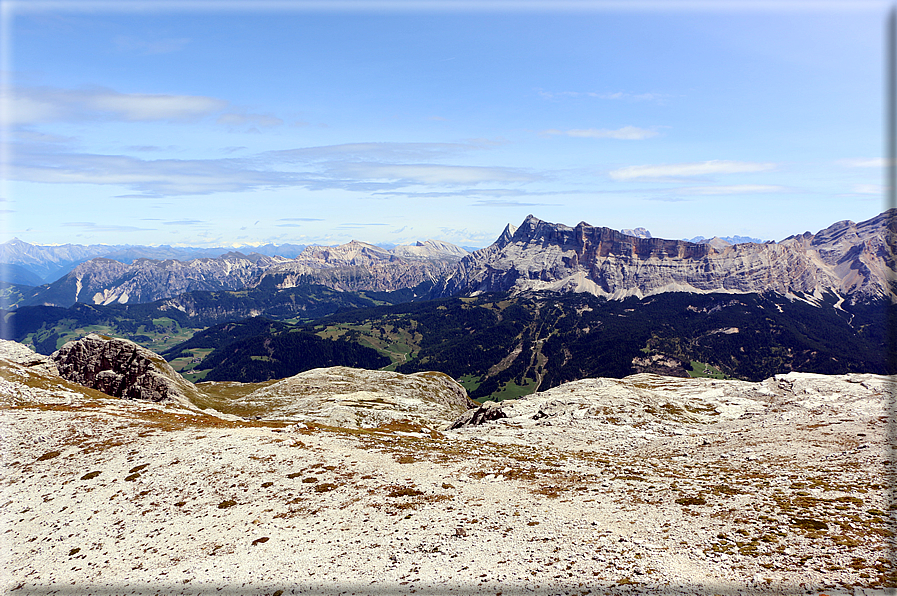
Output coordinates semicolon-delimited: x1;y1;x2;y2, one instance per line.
1;361;895;595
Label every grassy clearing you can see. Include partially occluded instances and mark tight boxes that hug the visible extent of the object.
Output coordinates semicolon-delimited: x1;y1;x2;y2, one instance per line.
477;378;538;403
457;374;482;393
687;361;731;380
314;322;421;370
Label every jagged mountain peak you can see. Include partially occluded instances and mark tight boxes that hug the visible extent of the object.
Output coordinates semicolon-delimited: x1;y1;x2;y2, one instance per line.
433;210;896;304
700;237;732;250
392;239;468;259
621;227;652;239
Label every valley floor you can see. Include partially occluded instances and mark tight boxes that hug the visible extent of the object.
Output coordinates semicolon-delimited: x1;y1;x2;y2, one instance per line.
0;370;895;595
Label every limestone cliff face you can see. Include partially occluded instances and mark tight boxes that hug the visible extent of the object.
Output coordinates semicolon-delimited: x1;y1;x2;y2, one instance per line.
434;210;897;303
52;334;201;403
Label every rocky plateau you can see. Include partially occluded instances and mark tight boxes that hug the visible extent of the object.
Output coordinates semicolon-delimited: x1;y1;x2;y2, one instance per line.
0;339;893;595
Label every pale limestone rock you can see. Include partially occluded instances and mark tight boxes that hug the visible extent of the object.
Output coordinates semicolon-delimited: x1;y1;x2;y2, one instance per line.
0;339;59;376
200;366;475;429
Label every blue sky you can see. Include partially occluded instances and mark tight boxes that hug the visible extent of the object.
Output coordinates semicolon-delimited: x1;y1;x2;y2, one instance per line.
1;0;891;249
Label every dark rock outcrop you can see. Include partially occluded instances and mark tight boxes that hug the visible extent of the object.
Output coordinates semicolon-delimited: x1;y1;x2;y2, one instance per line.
52;334;198;402
448;400;507;429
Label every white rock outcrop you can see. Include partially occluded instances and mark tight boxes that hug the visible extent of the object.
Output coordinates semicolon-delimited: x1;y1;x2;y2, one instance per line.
201;366;475;429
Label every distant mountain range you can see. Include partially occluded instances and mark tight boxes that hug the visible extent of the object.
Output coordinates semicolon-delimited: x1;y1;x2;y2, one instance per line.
0;229;763;286
14;240;467;308
7;210;896;312
5;209;894;399
617;228;765;245
0;239;310;284
685;234;766;245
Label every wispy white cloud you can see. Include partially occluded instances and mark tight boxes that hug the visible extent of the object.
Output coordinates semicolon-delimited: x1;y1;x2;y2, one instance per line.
851;184;886;194
543;126;659;140
609;160;777;181
336;223;389;229
217;112;284;128
63;221;155;232
9;141;534;196
11;152;292;195
538;89;670;103
643;195;691;202
265;141;485;163
373;188;570;199
5;86;227;125
332;163;537;185
164;219;205;226
278;217;324;222
471;199;559;207
837;157;893;168
12;130;76;144
127;145;176;152
113;35;191;55
678;184;787;195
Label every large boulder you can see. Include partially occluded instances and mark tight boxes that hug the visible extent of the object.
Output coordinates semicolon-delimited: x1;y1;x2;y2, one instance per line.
52;334;200;403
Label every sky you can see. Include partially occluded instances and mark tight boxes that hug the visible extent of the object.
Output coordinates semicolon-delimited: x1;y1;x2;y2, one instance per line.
0;0;892;249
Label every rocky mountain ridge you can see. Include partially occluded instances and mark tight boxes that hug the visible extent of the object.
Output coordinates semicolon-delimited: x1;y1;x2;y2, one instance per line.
257;239;463;293
21;239;467;308
434;210;897;304
0;238;310;285
13;210;897;309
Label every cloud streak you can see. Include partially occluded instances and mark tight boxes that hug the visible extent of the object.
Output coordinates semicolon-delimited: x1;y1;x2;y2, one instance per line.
538;89;670;103
543;126;659;140
11;151;294;195
113;35;191;55
332;163;537;185
10;140;535;196
678;184;787;195
5;85;287;132
609;160;777;181
6;87;228;125
837;158;894;168
63;221;155;232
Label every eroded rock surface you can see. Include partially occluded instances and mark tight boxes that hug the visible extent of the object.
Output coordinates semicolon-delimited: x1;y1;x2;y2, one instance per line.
51;334;199;403
0;339;59;376
200;366;476;429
